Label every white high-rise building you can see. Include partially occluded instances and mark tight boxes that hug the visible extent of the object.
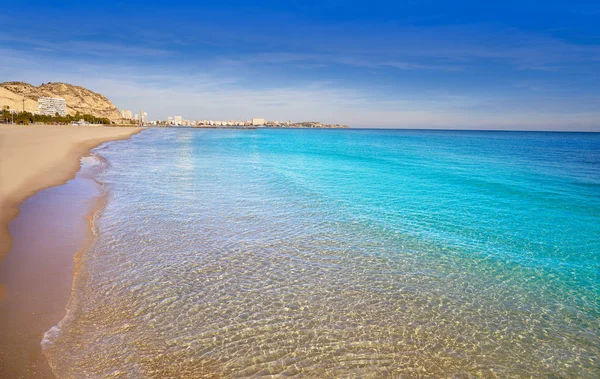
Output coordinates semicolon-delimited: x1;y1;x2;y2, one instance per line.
141;111;148;122
252;118;265;126
38;97;67;116
174;116;183;126
134;113;139;121
122;109;133;119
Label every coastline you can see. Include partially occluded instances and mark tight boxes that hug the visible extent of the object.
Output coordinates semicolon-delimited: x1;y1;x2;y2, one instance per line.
40;156;114;378
0;125;144;378
0;125;144;259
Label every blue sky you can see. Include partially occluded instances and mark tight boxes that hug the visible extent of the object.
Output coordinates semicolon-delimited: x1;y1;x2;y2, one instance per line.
1;0;599;130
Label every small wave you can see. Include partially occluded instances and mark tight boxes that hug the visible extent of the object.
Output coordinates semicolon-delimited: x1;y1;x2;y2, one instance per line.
41;325;60;350
80;155;101;166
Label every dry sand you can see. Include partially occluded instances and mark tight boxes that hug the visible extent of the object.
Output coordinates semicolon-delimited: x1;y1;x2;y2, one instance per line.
0;124;143;377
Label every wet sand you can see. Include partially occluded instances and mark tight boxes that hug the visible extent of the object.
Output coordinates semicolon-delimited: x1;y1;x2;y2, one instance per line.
0;125;143;259
0;125;143;377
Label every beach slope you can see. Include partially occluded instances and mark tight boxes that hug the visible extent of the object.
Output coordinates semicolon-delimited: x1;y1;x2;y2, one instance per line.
0;125;143;259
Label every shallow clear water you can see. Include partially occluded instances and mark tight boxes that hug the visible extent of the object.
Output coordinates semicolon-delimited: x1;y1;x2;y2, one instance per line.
43;129;599;377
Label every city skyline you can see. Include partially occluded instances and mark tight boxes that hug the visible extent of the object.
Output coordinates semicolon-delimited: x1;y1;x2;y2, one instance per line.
120;110;344;128
1;1;599;130
120;108;338;127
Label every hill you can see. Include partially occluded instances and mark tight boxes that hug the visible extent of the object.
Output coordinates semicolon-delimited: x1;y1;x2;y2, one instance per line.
0;81;124;122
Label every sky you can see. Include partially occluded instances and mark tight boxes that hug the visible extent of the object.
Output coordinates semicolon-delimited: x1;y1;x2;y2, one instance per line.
1;0;599;130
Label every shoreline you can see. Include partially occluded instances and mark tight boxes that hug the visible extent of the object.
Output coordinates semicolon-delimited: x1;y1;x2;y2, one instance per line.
41;153;111;378
0;125;144;259
41;154;111;377
0;125;144;378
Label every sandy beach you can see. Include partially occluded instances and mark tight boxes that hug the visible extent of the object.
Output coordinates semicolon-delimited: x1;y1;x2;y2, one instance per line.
0;125;143;258
0;125;143;377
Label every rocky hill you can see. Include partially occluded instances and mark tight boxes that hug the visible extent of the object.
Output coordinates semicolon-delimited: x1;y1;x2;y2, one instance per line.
0;81;123;122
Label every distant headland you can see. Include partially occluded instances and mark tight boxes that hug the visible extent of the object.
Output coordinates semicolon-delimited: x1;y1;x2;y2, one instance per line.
0;82;123;123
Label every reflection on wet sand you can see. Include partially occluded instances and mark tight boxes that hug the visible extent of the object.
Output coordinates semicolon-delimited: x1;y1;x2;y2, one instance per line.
0;157;104;378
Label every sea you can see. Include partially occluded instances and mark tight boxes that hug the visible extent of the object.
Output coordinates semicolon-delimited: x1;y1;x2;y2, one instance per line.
42;128;599;377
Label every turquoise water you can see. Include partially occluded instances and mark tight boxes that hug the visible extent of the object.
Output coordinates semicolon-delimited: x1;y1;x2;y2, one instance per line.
43;129;599;377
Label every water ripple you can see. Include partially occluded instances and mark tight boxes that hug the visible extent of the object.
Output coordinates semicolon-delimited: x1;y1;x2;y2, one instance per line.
43;129;600;378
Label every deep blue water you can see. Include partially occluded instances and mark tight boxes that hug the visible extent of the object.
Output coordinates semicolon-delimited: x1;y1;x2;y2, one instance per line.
44;129;599;377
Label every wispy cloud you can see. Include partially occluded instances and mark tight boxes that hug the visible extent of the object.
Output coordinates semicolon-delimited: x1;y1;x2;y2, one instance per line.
67;41;169;57
231;24;600;72
218;52;464;72
0;34;170;57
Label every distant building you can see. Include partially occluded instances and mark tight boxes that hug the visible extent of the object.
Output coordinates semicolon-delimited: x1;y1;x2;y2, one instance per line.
174;116;183;126
122;109;133;119
252;118;265;126
134;113;139;121
141;111;148;123
38;97;66;116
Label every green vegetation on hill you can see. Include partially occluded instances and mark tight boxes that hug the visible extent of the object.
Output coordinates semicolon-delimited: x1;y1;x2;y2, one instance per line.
1;108;111;125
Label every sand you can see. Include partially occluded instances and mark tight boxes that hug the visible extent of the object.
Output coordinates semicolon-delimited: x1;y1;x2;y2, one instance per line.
0;124;143;377
0;124;143;258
